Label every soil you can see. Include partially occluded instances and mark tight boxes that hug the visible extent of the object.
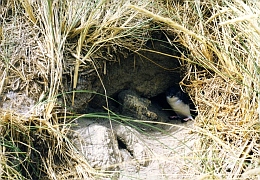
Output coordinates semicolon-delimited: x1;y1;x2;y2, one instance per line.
64;37;185;113
104;37;182;95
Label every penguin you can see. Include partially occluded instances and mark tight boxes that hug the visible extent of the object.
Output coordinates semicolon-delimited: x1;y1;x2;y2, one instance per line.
166;86;193;121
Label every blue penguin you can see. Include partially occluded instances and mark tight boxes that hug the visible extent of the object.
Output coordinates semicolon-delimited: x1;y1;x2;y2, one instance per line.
166;86;193;121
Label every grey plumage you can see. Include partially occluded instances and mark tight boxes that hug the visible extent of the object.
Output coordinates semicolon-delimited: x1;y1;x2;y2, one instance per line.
166;86;193;121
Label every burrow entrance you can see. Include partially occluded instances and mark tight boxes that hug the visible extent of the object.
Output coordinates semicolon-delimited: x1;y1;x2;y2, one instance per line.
65;32;196;122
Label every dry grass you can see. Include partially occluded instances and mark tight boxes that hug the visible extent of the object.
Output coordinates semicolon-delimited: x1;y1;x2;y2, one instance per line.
132;0;260;178
157;0;260;178
0;0;259;179
0;0;159;179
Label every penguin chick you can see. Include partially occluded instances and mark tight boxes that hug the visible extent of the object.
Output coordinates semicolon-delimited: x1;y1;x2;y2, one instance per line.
166;86;193;121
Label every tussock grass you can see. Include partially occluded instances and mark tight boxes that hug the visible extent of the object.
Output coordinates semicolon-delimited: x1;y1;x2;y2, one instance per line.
131;0;259;178
153;0;260;178
0;0;259;179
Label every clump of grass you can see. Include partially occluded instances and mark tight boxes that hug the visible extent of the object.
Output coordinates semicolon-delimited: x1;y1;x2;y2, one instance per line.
145;0;260;178
0;107;104;179
130;0;260;178
185;1;260;178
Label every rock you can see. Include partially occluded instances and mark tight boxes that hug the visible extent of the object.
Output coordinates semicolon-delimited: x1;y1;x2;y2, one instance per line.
118;89;158;121
73;124;122;172
115;124;151;167
72;122;152;176
119;149;140;173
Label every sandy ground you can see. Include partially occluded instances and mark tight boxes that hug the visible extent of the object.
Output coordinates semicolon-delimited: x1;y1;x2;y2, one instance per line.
118;121;200;180
76;117;200;180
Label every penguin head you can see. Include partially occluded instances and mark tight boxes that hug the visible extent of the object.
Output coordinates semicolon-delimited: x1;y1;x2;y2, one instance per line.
165;86;189;104
166;86;182;98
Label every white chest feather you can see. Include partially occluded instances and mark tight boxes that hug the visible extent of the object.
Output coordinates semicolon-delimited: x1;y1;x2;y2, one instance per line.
167;96;192;118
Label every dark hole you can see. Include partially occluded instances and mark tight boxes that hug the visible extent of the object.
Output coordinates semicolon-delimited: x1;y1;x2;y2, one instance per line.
117;137;127;149
226;167;231;172
117;137;134;157
150;92;171;110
